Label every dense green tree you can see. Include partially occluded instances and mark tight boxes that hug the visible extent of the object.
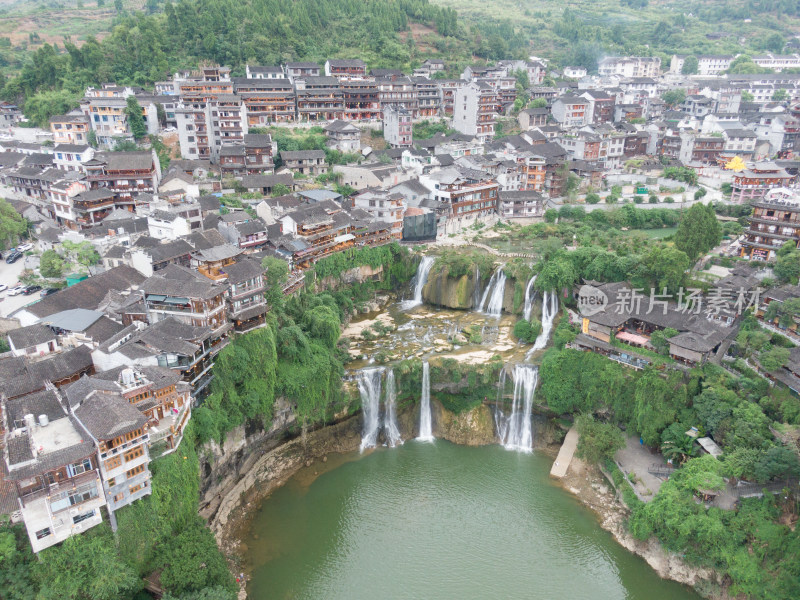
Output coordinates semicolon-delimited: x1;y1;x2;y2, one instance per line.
753;445;800;482
575;415;625;464
0;199;28;250
39;250;65;278
158;520;236;597
661;88;686;107
261;256;288;308
674;202;721;261
633;370;686;446
681;56;698;75
774;249;800;284
35;528;141;600
125;96;147;139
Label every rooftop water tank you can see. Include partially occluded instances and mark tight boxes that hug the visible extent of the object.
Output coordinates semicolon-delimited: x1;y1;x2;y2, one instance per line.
38;414;49;427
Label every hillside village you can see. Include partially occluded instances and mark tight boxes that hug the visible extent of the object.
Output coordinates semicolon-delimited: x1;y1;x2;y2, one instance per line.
0;49;799;563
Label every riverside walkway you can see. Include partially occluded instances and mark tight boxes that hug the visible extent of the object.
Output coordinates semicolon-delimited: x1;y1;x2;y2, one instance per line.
550;427;578;478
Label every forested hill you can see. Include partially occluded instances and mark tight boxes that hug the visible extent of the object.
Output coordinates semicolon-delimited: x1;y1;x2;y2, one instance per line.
1;0;463;123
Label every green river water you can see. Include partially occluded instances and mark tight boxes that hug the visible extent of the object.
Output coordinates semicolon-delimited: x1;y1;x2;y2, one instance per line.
244;441;701;600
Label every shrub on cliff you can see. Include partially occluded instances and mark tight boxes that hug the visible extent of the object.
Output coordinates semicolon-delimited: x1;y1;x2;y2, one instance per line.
513;318;542;343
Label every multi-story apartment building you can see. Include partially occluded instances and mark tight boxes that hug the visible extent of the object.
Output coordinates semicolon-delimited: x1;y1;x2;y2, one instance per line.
223;257;268;333
580;91;615;124
697;55;735;76
351;189;405;237
245;65;287;80
244;133;276;174
340;80;380;121
453;82;497;143
598;56;661;78
413;77;441;117
3;389;106;552
284;62;321;81
210;94;247;159
551;96;591;127
323;120;361;152
72;365;192;454
752;54;800;72
280;150;327;175
53;144;94;172
731;161;796;203
141;263;229;333
175;66;234;160
383;104;413;148
83;150;162;211
49;114;91;145
71;388;151;522
741;189;800;260
295;87;345;121
498;189;544;219
236;78;296;125
438;80;467;116
377;77;418;116
325;59;368;79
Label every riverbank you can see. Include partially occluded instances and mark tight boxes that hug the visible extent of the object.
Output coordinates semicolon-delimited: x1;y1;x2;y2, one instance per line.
557;455;727;599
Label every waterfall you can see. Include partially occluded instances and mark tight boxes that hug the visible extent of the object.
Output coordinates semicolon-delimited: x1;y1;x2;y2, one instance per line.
527;290;559;357
418;361;434;441
479;266;506;317
402;256;435;310
384;368;402;447
523;275;537;321
358;367;384;451
472;265;482;309
497;364;538;452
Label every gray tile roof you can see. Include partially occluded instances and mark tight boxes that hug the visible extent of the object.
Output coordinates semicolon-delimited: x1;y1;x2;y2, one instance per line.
74;391;148;441
5;389;65;429
7;324;56;349
21;266;145;320
222;257;264;283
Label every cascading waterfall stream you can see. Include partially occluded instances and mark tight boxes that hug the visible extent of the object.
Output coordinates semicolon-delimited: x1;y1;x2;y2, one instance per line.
358;367;384;451
402;256;435;310
418;360;434;441
478;266;506;317
384;368;402;447
472;265;482;310
527;290;559;357
522;275;537;321
497;364;538;452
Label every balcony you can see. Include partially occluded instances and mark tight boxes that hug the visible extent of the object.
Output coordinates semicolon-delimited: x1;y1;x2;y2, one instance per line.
99;434;150;461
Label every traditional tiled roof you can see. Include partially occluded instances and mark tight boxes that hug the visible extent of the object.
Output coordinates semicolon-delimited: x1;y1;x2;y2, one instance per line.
74;391;148;441
19;266;144;320
7;324;55;349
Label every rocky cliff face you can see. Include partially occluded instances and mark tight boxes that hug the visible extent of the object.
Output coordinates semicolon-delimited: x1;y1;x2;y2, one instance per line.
318;264;384;290
422;267;476;309
421;265;520;314
434;401;497;445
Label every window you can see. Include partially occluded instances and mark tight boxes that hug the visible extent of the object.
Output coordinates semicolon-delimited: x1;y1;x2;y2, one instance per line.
35;528;52;540
73;509;95;524
129;482;145;495
126;464;145;479
124;446;144;462
104;455;122;471
114;492;124;503
67;458;92;477
107;477;116;488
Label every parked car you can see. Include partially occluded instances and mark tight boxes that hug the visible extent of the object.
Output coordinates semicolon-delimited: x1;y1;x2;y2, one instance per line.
0;284;7;293
7;284;25;295
22;285;41;295
40;288;58;297
15;243;33;252
5;251;22;264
